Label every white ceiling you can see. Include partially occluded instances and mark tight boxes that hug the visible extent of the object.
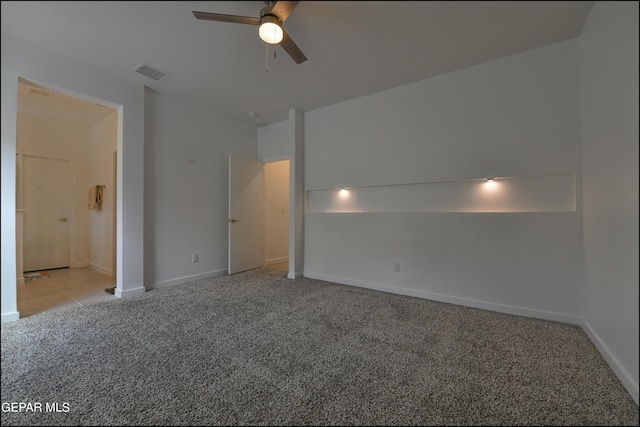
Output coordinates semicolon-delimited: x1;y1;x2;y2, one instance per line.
17;80;116;126
2;1;594;127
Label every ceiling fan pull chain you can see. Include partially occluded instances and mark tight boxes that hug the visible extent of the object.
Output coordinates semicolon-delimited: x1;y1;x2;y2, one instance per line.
265;43;269;73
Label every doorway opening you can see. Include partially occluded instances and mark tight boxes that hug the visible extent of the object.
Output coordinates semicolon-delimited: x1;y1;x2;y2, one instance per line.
15;79;118;317
228;156;290;275
263;159;290;272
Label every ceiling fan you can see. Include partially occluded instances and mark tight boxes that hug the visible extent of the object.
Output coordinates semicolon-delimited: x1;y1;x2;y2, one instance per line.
193;1;307;64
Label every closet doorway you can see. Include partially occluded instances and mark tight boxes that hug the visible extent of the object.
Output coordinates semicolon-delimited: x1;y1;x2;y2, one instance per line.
227;157;290;275
263;159;290;272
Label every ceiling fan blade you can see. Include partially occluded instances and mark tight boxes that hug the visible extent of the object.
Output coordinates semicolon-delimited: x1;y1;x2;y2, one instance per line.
192;11;260;26
271;1;299;22
280;29;307;64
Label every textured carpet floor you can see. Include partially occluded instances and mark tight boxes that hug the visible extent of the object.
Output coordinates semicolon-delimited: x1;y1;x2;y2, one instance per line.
2;268;638;426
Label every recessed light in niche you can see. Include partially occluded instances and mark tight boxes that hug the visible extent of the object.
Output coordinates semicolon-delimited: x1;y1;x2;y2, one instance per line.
483;178;499;191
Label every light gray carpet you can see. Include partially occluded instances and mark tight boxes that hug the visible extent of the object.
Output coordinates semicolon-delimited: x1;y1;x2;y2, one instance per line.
2;268;638;426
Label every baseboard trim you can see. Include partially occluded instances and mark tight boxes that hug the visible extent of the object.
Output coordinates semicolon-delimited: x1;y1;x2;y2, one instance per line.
2;311;20;323
581;319;639;405
265;256;289;266
288;271;303;279
301;272;640;404
303;271;582;325
149;268;228;290
71;262;90;269
114;285;146;298
89;262;112;277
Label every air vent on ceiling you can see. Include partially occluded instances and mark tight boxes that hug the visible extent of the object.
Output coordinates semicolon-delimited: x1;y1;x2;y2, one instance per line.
27;87;53;97
248;111;265;127
132;62;170;82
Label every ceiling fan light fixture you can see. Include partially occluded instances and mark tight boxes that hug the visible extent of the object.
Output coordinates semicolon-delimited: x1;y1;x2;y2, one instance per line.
192;2;307;64
259;14;283;44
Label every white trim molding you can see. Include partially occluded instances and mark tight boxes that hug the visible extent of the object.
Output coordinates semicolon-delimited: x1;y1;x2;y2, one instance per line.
582;319;639;405
303;271;582;325
114;285;146;298
1;312;20;323
148;268;227;290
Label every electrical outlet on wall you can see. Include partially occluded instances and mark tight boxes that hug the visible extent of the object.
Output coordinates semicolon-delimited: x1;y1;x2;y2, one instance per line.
192;254;199;263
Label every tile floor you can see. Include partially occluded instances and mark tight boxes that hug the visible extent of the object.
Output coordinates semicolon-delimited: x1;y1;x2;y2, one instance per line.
18;262;288;319
18;267;117;319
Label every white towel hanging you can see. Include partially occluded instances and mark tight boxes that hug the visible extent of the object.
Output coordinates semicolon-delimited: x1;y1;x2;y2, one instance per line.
88;186;97;210
96;185;104;204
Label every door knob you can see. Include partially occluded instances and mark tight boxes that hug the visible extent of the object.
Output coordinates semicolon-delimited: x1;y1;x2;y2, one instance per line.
58;217;68;222
229;218;239;223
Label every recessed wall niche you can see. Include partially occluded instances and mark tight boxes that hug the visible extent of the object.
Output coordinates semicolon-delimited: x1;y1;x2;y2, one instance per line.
307;173;575;214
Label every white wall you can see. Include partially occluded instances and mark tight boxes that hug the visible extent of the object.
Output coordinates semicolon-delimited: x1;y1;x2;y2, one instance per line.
304;39;583;323
258;120;290;161
143;90;257;289
2;36;145;321
579;1;639;403
89;110;118;276
263;160;289;265
16;114;91;268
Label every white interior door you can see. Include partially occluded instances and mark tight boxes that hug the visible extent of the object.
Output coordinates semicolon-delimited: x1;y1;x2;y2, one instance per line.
228;155;263;274
22;155;71;271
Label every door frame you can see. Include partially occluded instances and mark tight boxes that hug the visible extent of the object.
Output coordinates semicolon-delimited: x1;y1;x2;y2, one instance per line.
228;156;292;276
17;149;78;270
3;72;139;323
111;150;117;278
258;154;297;278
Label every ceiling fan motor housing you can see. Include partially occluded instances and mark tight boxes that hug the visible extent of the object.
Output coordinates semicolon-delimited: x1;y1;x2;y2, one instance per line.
260;7;282;25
